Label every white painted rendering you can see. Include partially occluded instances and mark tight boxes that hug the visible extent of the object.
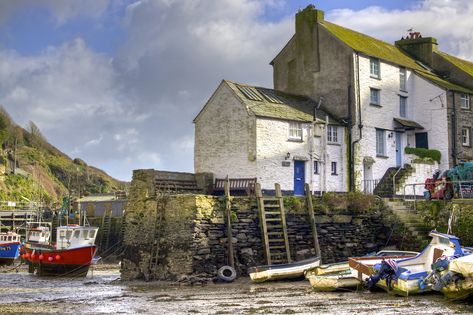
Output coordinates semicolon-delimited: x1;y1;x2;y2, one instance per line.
194;81;348;194
354;53;449;191
396;158;439;196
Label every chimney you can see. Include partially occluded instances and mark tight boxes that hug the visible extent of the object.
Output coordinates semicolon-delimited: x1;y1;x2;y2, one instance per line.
295;5;324;73
395;32;438;67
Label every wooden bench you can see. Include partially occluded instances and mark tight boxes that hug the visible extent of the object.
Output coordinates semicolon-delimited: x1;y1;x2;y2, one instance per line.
214;178;257;196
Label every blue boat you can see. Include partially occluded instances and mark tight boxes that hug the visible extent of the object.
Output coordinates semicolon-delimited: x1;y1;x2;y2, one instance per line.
0;231;22;265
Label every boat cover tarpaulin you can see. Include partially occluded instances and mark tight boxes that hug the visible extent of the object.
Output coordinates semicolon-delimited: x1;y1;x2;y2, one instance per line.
449;254;473;277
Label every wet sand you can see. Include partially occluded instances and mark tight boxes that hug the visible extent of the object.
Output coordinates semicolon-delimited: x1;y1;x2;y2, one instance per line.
0;265;472;314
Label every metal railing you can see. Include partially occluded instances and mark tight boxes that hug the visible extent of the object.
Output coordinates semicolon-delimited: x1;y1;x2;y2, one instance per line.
392;167;403;197
0;201;44;212
362;179;380;195
401;180;473;210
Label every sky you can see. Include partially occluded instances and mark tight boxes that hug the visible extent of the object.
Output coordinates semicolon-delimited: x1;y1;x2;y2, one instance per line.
0;0;472;181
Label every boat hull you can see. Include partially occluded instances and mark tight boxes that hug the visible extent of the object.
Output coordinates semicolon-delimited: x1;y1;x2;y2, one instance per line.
248;257;321;282
0;242;21;266
307;273;360;292
24;245;97;277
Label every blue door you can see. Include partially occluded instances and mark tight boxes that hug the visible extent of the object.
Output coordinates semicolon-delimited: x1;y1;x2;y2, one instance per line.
294;160;305;195
396;132;402;167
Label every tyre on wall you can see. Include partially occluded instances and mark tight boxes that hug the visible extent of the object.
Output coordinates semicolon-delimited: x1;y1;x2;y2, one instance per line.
444;188;453;201
217;266;237;282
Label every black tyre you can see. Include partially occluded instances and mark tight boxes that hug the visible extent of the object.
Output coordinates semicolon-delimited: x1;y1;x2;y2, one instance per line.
217;266;237;282
444;189;453;200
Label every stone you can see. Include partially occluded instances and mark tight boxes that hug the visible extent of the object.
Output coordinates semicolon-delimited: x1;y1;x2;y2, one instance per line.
314;215;332;223
332;215;352;224
197;248;211;255
241;248;254;256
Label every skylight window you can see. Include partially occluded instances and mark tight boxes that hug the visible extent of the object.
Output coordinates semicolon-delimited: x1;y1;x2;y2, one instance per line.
257;89;283;104
236;85;263;101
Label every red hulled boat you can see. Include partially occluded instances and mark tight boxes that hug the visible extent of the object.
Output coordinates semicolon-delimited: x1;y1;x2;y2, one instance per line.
23;222;98;276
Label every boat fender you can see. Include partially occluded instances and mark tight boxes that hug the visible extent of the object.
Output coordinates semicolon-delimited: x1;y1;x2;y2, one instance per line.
39;254;44;261
48;256;54;262
217;266;237;282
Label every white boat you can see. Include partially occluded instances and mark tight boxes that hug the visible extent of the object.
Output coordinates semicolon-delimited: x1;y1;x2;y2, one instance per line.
429;253;473;299
248;256;321;282
352;231;465;296
307;251;417;292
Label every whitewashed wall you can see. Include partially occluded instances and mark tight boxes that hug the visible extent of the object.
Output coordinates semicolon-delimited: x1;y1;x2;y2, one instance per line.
194;83;257;179
395;158;439;196
255;117;310;191
410;75;449;171
354;54;449;187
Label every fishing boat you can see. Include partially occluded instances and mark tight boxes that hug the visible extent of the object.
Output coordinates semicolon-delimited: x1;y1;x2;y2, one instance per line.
351;231;465;296
0;231;22;266
248;256;321;282
22;222;98;276
307;250;418;292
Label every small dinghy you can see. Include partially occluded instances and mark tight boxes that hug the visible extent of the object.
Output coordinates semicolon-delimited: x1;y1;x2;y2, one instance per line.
248;256;321;282
354;231;465;296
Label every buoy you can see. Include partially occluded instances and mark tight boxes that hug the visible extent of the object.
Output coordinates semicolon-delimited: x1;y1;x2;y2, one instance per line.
39;254;44;260
22;254;26;259
55;255;61;261
48;256;54;262
25;253;30;259
31;254;36;259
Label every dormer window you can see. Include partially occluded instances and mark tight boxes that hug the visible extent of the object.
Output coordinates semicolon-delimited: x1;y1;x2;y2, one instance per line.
370;58;380;78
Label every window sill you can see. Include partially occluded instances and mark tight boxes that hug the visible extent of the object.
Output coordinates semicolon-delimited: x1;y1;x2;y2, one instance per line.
399;89;408;94
460;107;471;111
288;138;303;143
462;144;471;147
370;75;381;80
376;155;389;159
327;142;341;146
370;103;382;107
331;173;338;176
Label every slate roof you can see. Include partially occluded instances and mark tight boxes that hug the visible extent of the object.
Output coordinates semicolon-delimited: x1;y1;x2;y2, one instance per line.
78;194;120;202
224;80;341;125
394;118;424;130
435;51;473;78
320;21;473;94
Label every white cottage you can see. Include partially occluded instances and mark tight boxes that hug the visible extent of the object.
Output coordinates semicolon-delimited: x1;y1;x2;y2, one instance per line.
194;80;347;195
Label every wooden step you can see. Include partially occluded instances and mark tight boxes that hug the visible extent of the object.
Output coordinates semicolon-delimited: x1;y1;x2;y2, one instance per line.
268;239;285;242
266;225;282;229
265;211;281;215
269;245;286;249
266;218;281;222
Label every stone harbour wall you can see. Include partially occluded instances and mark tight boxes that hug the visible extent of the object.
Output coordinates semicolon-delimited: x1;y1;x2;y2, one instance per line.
120;171;392;282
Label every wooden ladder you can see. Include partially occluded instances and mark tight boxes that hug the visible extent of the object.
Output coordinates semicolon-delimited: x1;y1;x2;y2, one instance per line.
100;207;113;253
256;183;291;265
149;193;168;274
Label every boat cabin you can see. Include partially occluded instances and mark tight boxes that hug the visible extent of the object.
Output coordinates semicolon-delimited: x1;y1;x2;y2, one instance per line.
26;224;51;245
0;232;21;244
56;225;98;250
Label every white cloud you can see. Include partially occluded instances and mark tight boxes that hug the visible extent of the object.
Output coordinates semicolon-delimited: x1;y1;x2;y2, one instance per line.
327;0;473;59
1;0;472;181
0;0;109;25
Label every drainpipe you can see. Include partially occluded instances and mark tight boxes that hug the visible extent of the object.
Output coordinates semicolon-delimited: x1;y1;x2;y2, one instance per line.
323;115;329;192
347;85;353;191
451;91;457;167
351;52;363;191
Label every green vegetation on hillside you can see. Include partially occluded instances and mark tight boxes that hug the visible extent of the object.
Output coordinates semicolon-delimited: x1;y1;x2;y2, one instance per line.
0;106;126;204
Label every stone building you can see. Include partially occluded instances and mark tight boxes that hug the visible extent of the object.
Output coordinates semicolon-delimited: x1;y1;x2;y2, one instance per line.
194;80;347;195
271;5;473;192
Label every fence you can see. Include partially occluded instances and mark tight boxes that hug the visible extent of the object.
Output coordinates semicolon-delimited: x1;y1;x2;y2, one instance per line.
362;179;379;195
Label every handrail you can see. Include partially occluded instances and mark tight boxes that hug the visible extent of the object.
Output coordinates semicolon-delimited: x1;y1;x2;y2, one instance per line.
392;167;403;196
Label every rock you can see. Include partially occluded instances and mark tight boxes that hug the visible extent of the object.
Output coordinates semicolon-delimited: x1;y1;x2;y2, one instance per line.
241;247;254;256
197;248;211;255
332;215;353;223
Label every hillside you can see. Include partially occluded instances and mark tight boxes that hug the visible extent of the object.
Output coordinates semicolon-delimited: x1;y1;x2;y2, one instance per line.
0;107;127;204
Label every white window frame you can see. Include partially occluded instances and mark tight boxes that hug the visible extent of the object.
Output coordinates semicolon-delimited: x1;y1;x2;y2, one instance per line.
289;122;303;140
327;125;338;143
370;58;380;78
400;96;407;118
376;129;386;156
331;162;337;175
462;127;471;146
461;94;470;109
399;67;407;91
370;88;381;106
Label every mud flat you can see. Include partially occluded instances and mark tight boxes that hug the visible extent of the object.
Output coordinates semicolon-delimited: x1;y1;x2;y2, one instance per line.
0;265;472;314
